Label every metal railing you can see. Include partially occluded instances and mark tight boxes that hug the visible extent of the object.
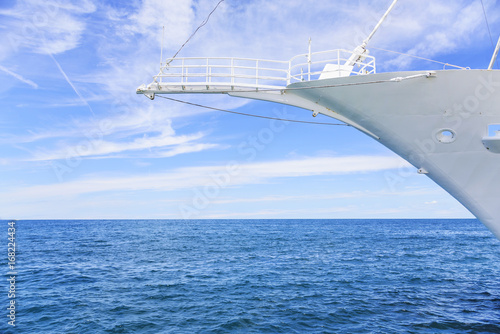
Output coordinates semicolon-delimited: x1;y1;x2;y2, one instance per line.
289;49;376;82
155;57;290;89
153;49;377;90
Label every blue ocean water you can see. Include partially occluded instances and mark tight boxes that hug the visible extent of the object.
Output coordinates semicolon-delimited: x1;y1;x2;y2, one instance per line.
2;219;500;333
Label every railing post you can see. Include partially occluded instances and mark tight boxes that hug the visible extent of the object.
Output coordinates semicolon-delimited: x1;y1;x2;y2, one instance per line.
337;49;341;76
181;58;185;84
231;58;234;86
308;38;311;81
287;60;291;85
256;60;259;87
206;58;209;84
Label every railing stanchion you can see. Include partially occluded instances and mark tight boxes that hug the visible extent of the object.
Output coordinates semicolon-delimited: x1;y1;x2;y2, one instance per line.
308;38;311;81
231;58;235;86
256;60;259;87
181;58;185;84
338;50;341;77
206;58;209;83
287;60;291;85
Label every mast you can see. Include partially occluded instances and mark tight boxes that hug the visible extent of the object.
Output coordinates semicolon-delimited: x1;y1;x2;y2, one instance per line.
488;34;500;70
363;0;399;48
345;0;399;66
160;26;165;67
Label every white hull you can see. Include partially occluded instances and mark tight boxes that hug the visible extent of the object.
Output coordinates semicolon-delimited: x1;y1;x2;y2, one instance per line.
138;55;500;238
232;69;500;238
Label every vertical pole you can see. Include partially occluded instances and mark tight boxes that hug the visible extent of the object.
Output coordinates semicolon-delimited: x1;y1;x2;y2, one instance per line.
160;26;165;67
308;37;312;81
338;49;341;76
345;0;399;67
231;58;234;86
206;58;209;83
256;60;259;87
488;35;500;70
287;60;291;85
363;0;399;47
181;58;185;84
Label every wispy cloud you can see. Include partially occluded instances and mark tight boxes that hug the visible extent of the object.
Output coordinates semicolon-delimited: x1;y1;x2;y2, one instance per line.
6;102;219;159
0;0;95;56
210;187;441;205
2;155;408;202
29;130;215;161
0;65;38;88
379;0;499;69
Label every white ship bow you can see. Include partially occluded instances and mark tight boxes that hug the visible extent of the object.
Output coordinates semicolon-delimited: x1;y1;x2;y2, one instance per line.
137;0;500;239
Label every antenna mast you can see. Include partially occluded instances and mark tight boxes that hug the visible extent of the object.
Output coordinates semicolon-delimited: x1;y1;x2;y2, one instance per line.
346;0;399;66
488;35;500;70
160;26;165;66
363;0;399;48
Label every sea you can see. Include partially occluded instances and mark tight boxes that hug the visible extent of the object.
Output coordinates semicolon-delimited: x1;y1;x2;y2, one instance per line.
1;219;500;333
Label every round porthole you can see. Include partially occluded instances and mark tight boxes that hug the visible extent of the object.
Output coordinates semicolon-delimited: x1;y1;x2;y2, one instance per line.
435;129;456;143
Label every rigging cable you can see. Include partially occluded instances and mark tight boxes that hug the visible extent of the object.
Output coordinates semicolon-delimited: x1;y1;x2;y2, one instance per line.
155;95;349;126
167;0;225;65
369;47;467;69
480;0;499;69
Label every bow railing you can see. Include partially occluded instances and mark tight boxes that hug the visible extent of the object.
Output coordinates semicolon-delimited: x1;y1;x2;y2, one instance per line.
151;49;376;91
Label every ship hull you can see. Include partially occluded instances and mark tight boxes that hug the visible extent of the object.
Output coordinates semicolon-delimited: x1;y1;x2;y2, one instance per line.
283;70;500;238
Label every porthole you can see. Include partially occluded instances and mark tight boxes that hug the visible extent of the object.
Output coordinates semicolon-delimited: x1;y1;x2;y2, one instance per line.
435;129;456;143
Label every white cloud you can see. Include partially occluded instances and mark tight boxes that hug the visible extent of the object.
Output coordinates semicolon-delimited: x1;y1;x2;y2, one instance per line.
28;130;211;161
152;143;220;158
4;94;223;163
1;155;407;202
210;187;443;205
127;0;193;44
0;0;95;56
378;0;499;69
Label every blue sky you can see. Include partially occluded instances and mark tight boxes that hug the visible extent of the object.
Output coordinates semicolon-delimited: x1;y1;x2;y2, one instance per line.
0;0;499;219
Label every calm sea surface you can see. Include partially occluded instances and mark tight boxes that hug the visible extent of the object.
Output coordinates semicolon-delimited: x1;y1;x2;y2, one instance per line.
1;219;500;333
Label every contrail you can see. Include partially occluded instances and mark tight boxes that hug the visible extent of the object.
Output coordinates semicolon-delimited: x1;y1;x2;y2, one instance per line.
49;53;95;116
0;65;38;89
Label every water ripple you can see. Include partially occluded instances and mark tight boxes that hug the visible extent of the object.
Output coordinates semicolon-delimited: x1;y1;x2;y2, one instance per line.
1;219;499;333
